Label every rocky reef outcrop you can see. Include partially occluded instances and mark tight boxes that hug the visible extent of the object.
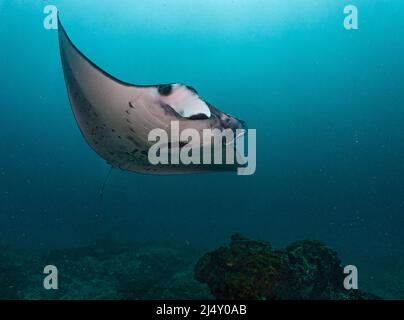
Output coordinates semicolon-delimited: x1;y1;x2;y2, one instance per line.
194;234;380;300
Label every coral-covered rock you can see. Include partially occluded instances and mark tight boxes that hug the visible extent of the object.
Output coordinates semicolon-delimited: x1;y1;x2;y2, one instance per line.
195;233;282;299
194;234;379;300
274;240;344;299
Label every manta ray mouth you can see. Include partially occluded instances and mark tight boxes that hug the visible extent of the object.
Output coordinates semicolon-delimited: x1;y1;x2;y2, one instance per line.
58;15;249;175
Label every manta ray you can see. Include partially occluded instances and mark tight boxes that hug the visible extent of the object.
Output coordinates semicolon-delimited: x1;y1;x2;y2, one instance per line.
58;17;246;174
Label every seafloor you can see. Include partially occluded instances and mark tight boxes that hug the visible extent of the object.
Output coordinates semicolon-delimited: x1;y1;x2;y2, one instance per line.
0;235;402;300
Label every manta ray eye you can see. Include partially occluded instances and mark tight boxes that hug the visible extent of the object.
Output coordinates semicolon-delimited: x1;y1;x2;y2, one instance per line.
158;84;172;96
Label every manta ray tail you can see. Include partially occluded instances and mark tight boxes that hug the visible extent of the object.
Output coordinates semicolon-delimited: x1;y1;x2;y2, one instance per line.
99;166;114;201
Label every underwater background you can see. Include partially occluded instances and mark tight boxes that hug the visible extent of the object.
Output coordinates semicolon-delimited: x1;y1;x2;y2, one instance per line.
0;0;404;299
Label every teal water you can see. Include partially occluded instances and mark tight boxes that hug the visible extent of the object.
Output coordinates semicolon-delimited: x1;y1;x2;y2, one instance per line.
0;0;404;297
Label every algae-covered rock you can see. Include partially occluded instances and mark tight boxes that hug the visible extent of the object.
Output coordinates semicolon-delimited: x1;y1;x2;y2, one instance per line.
194;234;380;300
274;240;344;299
195;233;282;299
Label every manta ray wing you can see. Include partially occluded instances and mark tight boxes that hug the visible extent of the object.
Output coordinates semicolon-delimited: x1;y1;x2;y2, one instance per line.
58;17;244;174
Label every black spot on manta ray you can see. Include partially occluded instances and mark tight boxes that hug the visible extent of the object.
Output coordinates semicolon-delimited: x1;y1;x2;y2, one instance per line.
188;113;210;120
126;136;137;145
158;84;172;96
